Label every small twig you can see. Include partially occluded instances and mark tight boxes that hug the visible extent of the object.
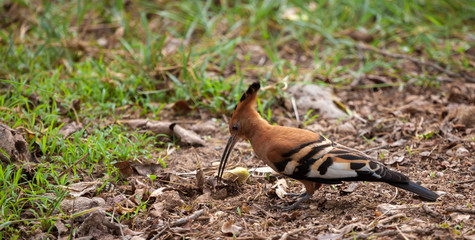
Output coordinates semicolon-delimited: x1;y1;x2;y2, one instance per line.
58;153;90;178
367;208;393;229
150;226;168;240
395;225;410;240
455;179;475;185
252;204;273;218
357;43;475;83
353;114;368;124
446;207;475;214
151;209;205;240
271;227;311;240
170;209;205;227
422;203;441;218
378;213;406;226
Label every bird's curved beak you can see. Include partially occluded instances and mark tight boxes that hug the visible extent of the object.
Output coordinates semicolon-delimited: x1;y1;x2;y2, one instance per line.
217;135;238;183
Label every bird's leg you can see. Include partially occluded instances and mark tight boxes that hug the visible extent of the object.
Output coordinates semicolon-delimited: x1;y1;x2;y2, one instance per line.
281;181;321;211
282;193;311;211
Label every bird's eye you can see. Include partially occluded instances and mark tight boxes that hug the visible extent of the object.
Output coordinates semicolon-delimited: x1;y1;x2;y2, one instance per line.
232;123;239;131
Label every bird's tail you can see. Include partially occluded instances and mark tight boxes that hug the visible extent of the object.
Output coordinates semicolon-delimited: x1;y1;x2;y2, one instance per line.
388;181;439;201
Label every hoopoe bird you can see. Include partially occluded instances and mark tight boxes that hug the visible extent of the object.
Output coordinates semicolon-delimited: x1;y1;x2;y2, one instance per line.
217;82;439;211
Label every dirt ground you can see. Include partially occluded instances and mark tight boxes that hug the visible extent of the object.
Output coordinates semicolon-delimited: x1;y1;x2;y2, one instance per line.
88;79;474;240
2;1;474;239
4;75;474;240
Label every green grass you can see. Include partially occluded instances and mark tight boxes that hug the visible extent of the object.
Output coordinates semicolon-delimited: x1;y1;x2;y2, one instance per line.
0;0;473;238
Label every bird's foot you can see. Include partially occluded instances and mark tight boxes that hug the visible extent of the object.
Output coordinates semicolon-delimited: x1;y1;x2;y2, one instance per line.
281;193;311;211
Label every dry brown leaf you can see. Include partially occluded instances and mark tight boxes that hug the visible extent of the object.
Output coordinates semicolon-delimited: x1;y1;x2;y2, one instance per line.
172;100;192;115
342;182;360;193
76;210;125;238
60;197;105;221
377;203;405;215
221;219;242;236
346;29;375;43
132;164;163;176
114;161;134;178
63;181;103;198
273;179;289;199
58;122;83;138
0;124;30;163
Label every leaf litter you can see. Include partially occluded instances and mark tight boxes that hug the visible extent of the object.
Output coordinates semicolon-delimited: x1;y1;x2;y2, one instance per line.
2;17;474;240
4;78;475;239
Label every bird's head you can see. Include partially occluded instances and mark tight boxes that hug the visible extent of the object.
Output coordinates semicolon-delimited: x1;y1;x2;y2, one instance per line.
218;82;261;182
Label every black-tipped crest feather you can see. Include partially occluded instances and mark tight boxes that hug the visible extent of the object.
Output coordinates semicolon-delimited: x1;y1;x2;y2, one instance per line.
239;82;260;102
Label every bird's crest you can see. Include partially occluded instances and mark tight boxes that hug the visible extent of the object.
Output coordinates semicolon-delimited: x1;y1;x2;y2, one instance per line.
239;82;260;102
232;82;260;116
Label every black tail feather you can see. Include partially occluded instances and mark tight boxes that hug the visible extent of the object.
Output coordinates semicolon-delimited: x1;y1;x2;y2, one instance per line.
388;181;439;201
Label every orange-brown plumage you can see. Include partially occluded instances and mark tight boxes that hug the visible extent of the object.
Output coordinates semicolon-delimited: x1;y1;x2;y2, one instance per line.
218;82;439;210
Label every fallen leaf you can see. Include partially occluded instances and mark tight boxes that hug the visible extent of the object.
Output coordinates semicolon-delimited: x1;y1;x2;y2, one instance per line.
377;203;405;215
0;124;30;163
172;100;192;115
385;154;404;165
132;164;163;176
342;182;359;193
76;210;126;238
221;219;242;236
54;220;68;236
273;179;289;199
114;161;134;178
58;122;83;138
346;29;375;43
60;197;105;219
